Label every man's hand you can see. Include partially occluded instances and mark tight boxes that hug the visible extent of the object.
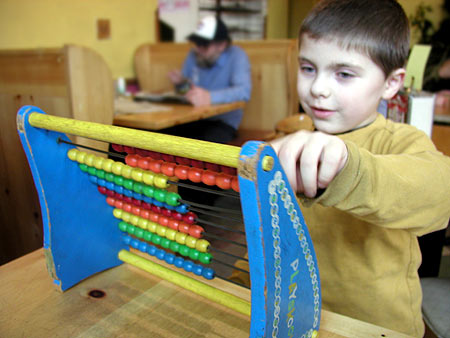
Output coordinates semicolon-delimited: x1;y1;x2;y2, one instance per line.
168;69;184;85
270;130;348;198
186;86;211;106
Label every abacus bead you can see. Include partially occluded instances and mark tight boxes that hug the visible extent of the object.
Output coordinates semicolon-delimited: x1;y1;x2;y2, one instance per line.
137;157;150;170
97;179;106;187
156;225;167;237
102;159;114;172
172;212;183;221
231;176;240;192
160;238;171;249
96;170;106;179
205;162;219;172
190;159;204;169
147;222;157;233
88;166;97;176
121;165;133;179
175;232;187;245
155;249;165;260
174;165;189;180
216;174;232;190
130;215;139;226
122;179;133;190
111;144;124;152
165;228;177;241
154;190;166;202
76;151;87;164
139;242;148;253
159;216;169;227
113;208;122;218
147;245;157;256
202;268;215;280
189;250;200;261
114;175;123;186
174;257;184;268
202;170;217;186
188;168;202;183
121;212;131;223
98;186;107;194
196;239;210;252
149;160;162;173
112;162;124;175
153;175;168;189
105;173;115;182
93;157;104;170
115;185;124;195
125;155;138;167
118;221;128;232
85;153;96;166
152;234;162;246
106;197;115;206
123;146;135;154
142;172;154;186
179;245;190;257
178;223;190;234
115;200;124;209
133;182;144;194
135;228;144;238
188;225;204;238
183;260;193;272
161;162;175;177
169;241;180;252
199;252;212;264
185;236;197;249
142;186;154;197
79;163;88;172
138;218;149;229
161;208;172;217
89;175;98;184
151;205;161;213
131;168;144;182
67;148;78;161
140;209;150;219
175;156;190;165
161;154;175;163
168;219;179;230
143;231;153;242
123;235;132;245
175;204;188;213
165;192;179;206
183;212;196;224
164;253;175;265
131;239;139;249
192;264;203;276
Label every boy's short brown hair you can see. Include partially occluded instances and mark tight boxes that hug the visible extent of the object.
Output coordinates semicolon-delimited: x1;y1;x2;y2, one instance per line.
300;0;410;77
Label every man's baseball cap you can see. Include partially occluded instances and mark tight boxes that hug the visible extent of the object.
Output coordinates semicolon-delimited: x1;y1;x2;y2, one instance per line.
187;16;231;46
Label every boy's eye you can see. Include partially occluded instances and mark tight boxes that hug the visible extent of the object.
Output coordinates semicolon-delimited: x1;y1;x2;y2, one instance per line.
300;65;315;74
337;71;354;79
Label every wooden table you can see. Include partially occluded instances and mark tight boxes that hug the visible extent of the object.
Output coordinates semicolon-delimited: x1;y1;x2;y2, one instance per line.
113;101;246;131
0;249;411;338
432;104;450;156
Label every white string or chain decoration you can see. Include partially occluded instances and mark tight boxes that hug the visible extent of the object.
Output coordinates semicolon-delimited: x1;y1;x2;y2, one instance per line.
269;171;320;338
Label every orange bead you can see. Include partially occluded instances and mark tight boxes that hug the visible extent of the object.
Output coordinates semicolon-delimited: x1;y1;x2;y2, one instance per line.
168;219;179;230
178;223;190;234
231;176;240;192
161;162;176;177
188;225;204;238
159;216;169;227
150;213;159;223
188;168;202;183
106;197;115;206
115;200;123;209
174;165;189;180
131;206;141;215
201;170;216;186
149;160;162;173
123;204;132;213
216;174;232;190
140;209;150;219
137;157;150;170
125;155;139;167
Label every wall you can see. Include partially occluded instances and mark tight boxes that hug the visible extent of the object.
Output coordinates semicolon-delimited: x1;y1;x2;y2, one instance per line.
0;0;158;79
266;0;289;39
159;0;199;42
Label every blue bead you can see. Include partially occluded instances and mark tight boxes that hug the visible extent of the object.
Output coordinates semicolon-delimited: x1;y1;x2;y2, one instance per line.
174;257;184;268
97;179;106;186
133;192;143;200
176;204;188;213
131;239;140;249
123;189;133;197
147;245;157;256
122;235;132;245
106;182;115;190
183;260;193;272
202;268;215;280
89;175;98;184
143;196;153;204
115;185;124;194
155;249;165;260
192;264;203;276
164;253;175;265
153;200;163;207
139;242;148;253
165;204;174;210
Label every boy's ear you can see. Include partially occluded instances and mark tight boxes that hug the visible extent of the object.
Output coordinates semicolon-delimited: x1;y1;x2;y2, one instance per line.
382;68;406;100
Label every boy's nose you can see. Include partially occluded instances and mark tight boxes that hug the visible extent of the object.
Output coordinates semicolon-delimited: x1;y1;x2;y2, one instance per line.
310;75;331;98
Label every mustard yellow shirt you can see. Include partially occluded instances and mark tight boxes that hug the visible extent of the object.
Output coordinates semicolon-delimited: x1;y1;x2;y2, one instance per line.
300;114;450;337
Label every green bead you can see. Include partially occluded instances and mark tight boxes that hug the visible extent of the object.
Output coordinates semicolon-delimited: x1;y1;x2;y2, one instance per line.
114;175;124;186
199;253;212;264
160;238;171;249
142;186;154;198
152;234;162;245
123;179;134;190
169;241;180;253
88;166;96;176
133;182;144;194
143;231;153;242
188;249;200;261
135;228;144;238
179;245;190;257
118;221;128;232
105;173;115;182
127;224;136;235
154;190;166;203
96;169;106;179
79;164;88;172
165;192;180;206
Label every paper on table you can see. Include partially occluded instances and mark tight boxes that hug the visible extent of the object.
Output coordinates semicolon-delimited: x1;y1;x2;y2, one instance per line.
114;96;172;114
404;44;432;91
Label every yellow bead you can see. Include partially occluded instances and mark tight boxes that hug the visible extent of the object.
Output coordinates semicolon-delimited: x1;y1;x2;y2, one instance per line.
137;218;148;229
93;156;104;170
121;165;133;179
147;221;157;233
131;168;144;182
84;153;95;167
156;225;167;237
165;228;177;241
76;151;87;164
102;159;114;172
121;211;131;223
142;172;154;186
195;239;210;253
154;175;168;189
67;148;78;161
112;162;124;175
129;215;139;226
113;208;122;219
185;236;197;249
175;232;187;245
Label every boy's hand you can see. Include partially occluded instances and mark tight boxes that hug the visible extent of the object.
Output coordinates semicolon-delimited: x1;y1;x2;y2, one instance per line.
270;130;348;198
186;86;211;106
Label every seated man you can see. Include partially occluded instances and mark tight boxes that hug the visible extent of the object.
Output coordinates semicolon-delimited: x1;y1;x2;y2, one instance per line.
166;15;252;144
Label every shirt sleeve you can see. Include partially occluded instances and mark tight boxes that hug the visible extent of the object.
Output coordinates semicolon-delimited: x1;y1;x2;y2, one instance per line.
209;48;252;104
303;131;450;235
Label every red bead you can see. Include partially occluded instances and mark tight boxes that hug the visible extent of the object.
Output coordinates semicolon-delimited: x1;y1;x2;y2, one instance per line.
98;186;107;194
161;208;172;217
162;154;175;163
132;198;141;206
123;146;135;154
140;209;150;219
190;159;204;169
178;223;190;234
189;225;204;238
142;202;151;210
216;174;232;190
151;205;161;214
111;144;124;152
174;165;189;180
161;162;176;177
188;168;202;183
201;170;217;186
175;156;190;165
205;162;220;172
231;176;240;192
123;196;133;204
106;189;116;197
136;148;149;157
183;212;196;224
148;151;161;160
220;165;235;175
172;212;183;221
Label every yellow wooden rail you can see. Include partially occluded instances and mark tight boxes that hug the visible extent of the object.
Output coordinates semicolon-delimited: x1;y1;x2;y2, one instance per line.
27;112;241;168
118;250;251;316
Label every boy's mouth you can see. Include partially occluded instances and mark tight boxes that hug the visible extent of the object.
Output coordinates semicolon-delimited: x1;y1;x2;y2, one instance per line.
309;106;335;118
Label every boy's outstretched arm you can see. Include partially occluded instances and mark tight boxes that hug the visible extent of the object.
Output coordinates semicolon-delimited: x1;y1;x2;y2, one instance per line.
271;130;348;198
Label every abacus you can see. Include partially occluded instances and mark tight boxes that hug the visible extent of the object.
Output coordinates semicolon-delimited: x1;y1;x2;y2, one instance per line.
17;105;321;338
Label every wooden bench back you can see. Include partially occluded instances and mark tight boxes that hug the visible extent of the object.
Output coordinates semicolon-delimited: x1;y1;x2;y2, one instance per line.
134;40;299;131
0;45;114;264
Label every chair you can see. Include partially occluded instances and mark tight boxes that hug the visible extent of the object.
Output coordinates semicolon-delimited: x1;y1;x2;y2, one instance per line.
421;277;450;338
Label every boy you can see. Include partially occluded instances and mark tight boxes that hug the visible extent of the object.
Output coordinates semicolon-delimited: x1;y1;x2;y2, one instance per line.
234;0;450;336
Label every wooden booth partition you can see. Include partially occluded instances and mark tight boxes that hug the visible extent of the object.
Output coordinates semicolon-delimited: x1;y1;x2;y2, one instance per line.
0;45;114;265
134;40;299;134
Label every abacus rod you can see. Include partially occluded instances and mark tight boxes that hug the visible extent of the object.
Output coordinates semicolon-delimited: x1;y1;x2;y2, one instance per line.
203;232;247;248
57;138;126;160
214;273;251;289
197;218;246;235
189;206;243;223
181;199;243;216
210;247;249;262
28;112;241;168
212;258;250;274
118;250;251;315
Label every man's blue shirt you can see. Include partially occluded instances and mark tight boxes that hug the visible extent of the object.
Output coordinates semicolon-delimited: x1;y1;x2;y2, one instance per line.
181;45;251;130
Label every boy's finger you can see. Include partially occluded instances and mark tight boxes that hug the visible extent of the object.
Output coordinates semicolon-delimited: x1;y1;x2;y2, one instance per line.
299;140;323;198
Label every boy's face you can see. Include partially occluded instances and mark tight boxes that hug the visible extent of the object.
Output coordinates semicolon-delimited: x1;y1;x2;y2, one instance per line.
298;35;395;134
